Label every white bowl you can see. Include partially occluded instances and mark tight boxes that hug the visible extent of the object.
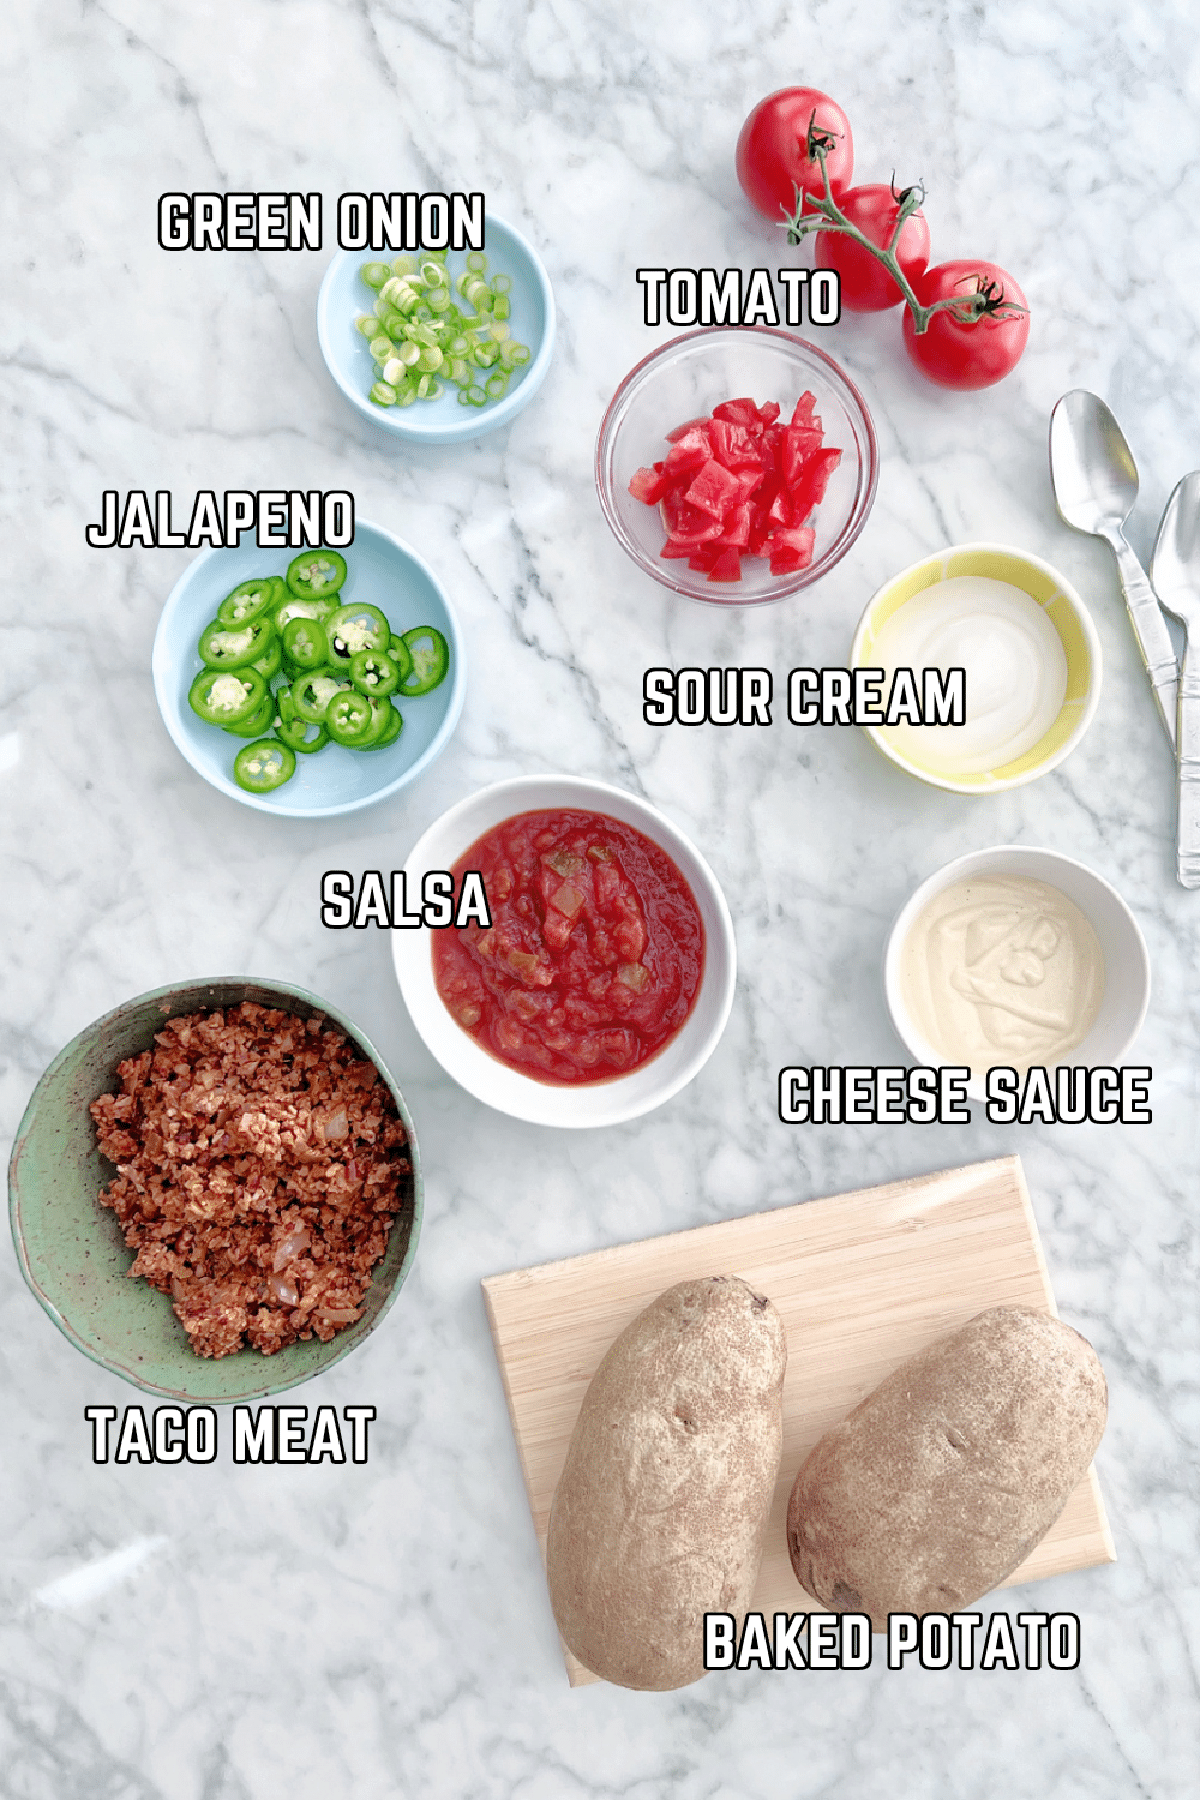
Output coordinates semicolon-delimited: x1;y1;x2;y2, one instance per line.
316;216;555;446
392;775;737;1127
884;845;1150;1101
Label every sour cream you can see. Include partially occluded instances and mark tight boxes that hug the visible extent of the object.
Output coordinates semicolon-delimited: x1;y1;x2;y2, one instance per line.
870;575;1067;775
900;875;1105;1077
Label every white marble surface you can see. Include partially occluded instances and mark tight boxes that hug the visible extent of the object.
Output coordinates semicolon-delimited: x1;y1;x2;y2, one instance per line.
4;1;1200;1793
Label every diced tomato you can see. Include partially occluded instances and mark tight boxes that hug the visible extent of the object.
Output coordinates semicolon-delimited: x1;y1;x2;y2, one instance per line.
663;430;711;478
790;391;819;429
714;502;752;549
786;446;842;521
781;426;825;488
711;397;759;426
707;547;744;582
768;525;816;574
707;419;763;470
728;468;764;503
630;391;838;583
747;506;772;556
665;416;713;442
629;465;672;505
660;493;724;546
684;457;743;517
687;544;721;571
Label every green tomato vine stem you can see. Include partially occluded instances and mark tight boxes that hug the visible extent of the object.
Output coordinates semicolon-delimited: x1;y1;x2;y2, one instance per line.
781;119;1027;336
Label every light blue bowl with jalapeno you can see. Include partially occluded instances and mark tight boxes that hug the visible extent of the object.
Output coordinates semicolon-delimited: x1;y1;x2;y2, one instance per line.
316;215;556;445
152;519;466;818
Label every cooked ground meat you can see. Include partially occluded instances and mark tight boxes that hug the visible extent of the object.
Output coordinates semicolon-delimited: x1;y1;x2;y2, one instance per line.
89;1002;411;1359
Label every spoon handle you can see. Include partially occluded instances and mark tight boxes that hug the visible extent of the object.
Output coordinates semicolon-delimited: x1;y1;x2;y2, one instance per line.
1114;535;1178;750
1178;636;1200;887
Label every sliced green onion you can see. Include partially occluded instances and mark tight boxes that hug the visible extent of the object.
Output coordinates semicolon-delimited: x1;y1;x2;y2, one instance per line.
370;381;398;407
391;253;417;276
465;250;487;272
491;293;511;321
356;313;379;337
491;273;512;295
485;372;508;400
360;262;392;291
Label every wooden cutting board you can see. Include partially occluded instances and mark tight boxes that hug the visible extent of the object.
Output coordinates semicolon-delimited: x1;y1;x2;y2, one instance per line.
482;1155;1115;1687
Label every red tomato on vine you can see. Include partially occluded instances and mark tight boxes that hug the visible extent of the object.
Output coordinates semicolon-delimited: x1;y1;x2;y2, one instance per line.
736;88;854;223
902;261;1030;390
815;184;931;311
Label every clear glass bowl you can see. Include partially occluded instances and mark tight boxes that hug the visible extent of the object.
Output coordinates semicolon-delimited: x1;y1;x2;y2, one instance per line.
595;326;879;605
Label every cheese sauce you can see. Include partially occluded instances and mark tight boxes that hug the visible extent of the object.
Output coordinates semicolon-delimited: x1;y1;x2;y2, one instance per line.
871;575;1067;774
900;874;1105;1077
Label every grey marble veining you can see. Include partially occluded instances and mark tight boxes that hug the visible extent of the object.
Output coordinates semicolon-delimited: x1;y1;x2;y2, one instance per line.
3;1;1200;1795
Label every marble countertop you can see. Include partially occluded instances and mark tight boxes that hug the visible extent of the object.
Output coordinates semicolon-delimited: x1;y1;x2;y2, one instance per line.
4;1;1199;1794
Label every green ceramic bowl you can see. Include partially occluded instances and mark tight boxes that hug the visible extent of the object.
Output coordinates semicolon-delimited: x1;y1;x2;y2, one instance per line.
8;978;423;1402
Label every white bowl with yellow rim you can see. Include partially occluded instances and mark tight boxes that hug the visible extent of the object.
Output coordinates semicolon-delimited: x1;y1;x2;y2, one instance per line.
849;543;1101;793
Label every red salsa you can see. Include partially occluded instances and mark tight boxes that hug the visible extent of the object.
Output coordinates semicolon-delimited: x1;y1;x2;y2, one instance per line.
432;809;706;1085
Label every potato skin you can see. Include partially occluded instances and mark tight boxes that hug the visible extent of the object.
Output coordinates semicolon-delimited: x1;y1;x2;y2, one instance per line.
786;1306;1108;1631
546;1276;787;1690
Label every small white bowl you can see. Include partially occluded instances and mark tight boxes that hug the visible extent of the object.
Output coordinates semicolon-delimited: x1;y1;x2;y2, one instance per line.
884;845;1150;1100
850;543;1102;793
317;216;555;446
392;775;737;1128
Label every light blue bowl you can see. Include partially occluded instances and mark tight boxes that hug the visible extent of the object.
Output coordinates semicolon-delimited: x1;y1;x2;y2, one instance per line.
316;215;555;445
152;520;466;819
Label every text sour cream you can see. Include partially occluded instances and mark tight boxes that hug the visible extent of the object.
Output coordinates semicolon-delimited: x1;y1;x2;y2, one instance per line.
871;575;1068;775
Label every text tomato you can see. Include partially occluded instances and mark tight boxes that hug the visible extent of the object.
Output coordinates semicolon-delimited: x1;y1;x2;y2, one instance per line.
815;184;931;312
902;260;1030;390
736;88;853;224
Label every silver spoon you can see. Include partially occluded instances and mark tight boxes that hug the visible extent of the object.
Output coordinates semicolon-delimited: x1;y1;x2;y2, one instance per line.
1049;389;1177;749
1152;473;1200;888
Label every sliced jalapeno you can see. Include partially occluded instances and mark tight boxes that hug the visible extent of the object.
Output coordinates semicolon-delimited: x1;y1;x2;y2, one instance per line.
326;603;391;669
198;616;276;671
188;667;267;726
397;625;449;696
250;633;283;685
217;576;286;628
275;714;330;754
282;616;330;673
223;692;276;738
360;700;404;748
286;549;348;599
273;593;336;634
292;671;351;724
349;647;402;698
326;689;375;745
233;739;296;793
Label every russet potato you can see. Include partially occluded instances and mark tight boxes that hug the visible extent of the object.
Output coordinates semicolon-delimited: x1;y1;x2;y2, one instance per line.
546;1275;787;1690
786;1306;1108;1631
